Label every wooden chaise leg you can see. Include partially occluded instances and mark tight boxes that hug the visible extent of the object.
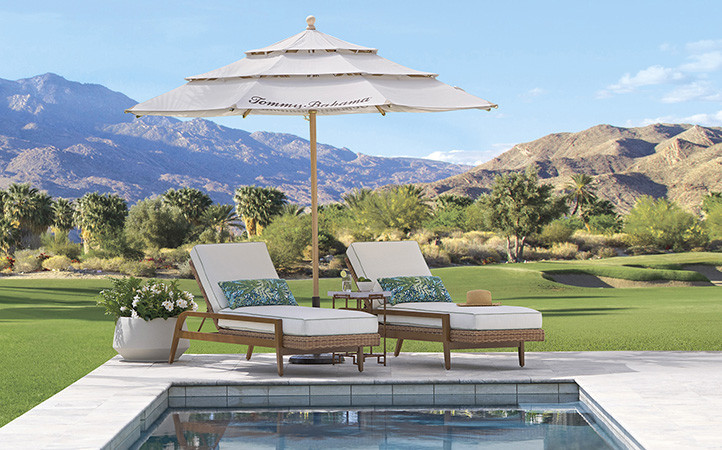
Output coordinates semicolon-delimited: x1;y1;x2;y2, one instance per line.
276;350;284;376
394;339;404;357
357;347;364;372
168;321;183;364
443;341;451;370
246;345;254;360
518;341;525;367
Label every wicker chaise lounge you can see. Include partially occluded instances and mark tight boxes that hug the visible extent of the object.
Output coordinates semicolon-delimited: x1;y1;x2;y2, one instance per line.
169;242;380;376
345;241;544;369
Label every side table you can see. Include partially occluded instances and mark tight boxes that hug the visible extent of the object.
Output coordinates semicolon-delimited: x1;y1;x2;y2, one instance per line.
327;290;390;366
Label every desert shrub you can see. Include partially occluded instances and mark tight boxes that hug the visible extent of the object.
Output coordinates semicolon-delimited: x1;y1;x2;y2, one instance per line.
525;247;551;261
595;246;618;259
126;198;192;249
588;214;622;234
409;229;436;245
80;257;104;271
261;214;311;268
463;231;494;243
42;255;73;271
624;196;707;251
575;251;593;260
376;229;406;242
420;244;451;266
41;233;83;260
12;249;45;273
626;245;663;255
327;257;346;272
177;260;194;279
101;257;125;273
120;260;156;277
549;242;579;260
160;248;190;266
442;234;501;264
540;219;577;245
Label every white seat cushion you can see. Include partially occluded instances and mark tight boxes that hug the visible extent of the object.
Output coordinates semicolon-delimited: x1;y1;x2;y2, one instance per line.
347;241;431;292
381;302;542;330
217;305;378;336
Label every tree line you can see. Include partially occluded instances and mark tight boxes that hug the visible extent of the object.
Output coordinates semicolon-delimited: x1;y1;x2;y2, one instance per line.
0;167;720;268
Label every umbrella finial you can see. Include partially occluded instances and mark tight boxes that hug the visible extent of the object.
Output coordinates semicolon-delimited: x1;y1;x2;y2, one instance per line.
306;15;316;30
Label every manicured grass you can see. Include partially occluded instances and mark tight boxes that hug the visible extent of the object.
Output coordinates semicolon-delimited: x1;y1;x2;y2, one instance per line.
1;254;720;426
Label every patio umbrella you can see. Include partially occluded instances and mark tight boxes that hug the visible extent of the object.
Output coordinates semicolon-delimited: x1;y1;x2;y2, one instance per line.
127;16;497;303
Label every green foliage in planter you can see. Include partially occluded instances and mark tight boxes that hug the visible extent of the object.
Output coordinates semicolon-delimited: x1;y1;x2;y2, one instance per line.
97;277;198;321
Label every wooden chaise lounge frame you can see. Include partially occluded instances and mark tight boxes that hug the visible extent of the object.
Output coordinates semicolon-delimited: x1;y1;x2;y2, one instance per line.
345;257;544;370
169;259;379;376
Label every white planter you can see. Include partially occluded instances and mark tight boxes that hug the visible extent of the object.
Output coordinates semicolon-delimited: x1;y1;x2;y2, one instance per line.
113;317;190;362
356;281;374;292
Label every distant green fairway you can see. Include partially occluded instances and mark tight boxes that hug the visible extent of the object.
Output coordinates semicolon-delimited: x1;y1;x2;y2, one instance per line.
1;253;720;426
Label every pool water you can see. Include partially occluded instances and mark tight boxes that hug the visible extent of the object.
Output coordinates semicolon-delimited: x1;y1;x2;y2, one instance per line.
136;405;620;449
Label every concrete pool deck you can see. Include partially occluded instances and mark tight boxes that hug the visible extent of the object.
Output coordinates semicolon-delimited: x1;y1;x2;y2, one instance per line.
1;351;721;449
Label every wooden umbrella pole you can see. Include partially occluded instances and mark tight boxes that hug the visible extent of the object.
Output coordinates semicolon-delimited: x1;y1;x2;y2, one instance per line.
309;110;320;306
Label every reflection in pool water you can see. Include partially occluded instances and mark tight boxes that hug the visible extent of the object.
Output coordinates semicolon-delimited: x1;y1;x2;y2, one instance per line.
137;407;618;449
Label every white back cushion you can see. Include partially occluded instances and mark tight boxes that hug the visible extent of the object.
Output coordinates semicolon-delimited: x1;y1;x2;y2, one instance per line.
347;241;432;291
190;242;279;312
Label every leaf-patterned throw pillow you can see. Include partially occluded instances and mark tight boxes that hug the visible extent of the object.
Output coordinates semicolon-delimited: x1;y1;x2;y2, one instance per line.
377;276;453;305
218;279;298;308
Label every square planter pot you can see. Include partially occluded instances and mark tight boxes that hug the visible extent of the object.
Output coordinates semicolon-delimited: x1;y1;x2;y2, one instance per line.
113;317;189;362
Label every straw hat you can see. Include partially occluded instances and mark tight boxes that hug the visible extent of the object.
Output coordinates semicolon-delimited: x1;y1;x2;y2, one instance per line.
458;289;501;307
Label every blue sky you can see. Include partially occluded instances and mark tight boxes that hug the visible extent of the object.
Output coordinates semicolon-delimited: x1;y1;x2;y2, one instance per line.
2;1;722;165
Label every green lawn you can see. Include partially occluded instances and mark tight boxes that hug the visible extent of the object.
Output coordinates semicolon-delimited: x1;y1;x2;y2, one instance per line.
1;253;720;426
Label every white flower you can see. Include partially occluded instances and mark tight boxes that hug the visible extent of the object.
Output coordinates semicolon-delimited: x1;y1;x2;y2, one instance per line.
176;298;188;309
130;309;139;319
184;292;194;301
132;295;140;307
119;306;127;312
190;300;198;311
162;300;174;312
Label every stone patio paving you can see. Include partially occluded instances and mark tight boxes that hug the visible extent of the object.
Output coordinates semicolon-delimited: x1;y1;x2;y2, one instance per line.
1;351;721;449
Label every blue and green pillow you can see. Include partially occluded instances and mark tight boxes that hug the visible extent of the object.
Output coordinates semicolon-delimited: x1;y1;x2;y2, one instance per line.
377;276;453;305
219;279;298;308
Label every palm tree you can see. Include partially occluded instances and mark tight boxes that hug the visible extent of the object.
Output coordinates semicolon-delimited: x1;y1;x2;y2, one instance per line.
201;204;242;243
280;203;305;217
51;198;75;241
233;186;287;236
3;183;54;248
342;188;372;209
565;174;597;216
0;216;20;255
74;192;128;253
162;187;212;226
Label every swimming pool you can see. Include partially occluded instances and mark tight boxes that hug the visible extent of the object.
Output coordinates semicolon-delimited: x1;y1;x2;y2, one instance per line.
134;404;622;449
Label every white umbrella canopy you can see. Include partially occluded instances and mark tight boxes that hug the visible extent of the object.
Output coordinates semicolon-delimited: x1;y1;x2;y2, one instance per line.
127;16;497;301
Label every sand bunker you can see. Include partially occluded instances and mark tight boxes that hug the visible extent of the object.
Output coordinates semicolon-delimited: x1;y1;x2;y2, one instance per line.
548;273;715;288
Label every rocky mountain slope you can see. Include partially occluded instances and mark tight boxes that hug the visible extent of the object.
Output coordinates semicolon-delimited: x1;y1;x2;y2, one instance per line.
0;73;469;204
422;123;722;213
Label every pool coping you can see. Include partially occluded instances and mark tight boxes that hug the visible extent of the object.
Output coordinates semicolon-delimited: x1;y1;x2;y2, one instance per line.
1;351;721;449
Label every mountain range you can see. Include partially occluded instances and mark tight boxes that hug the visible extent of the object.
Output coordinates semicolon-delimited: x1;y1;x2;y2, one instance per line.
422;123;722;213
0;73;470;204
2;73;721;213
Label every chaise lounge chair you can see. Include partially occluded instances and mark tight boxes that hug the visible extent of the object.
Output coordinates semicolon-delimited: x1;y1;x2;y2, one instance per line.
169;242;380;376
345;241;544;369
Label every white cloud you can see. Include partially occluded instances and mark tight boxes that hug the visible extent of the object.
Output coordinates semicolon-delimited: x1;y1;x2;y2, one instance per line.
425;144;514;166
519;87;547;101
600;38;722;101
679;51;722;72
631;110;722;127
661;81;722;103
602;65;684;95
685;39;722;53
